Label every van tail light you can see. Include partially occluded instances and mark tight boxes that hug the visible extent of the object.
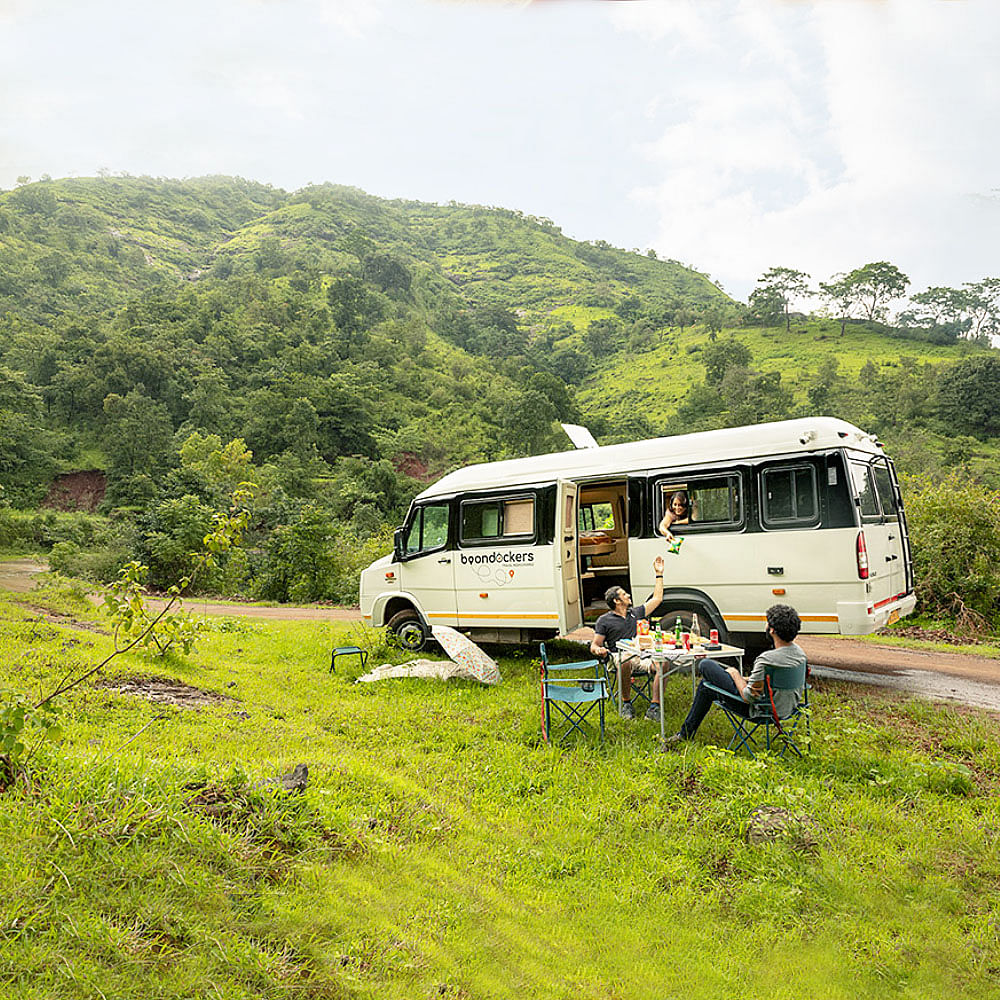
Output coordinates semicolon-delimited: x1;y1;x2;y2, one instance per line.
856;531;869;579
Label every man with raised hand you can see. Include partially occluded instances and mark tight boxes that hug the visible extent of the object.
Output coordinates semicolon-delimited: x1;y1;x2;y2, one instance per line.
590;555;666;721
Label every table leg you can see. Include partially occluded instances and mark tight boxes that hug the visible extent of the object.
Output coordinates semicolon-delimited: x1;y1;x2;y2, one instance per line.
660;660;666;743
617;655;623;716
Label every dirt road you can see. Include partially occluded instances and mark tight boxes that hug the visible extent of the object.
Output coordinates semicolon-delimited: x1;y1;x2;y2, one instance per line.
3;558;998;708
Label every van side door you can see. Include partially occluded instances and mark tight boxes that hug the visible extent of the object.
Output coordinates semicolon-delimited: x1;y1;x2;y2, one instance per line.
557;480;583;634
871;458;909;603
398;502;457;626
847;458;892;609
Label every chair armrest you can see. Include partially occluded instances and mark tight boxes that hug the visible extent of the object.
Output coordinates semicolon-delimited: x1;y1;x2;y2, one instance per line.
703;682;747;706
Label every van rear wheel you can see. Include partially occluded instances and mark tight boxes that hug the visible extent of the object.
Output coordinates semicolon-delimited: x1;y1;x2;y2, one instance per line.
388;610;430;651
656;607;727;645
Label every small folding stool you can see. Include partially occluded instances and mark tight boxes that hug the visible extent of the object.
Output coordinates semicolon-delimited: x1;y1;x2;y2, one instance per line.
330;645;368;673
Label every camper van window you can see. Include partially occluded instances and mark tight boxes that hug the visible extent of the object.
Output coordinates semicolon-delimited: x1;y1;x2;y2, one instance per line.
656;475;742;530
872;461;898;517
849;461;881;521
405;503;450;556
461;495;536;545
761;465;818;526
579;503;614;533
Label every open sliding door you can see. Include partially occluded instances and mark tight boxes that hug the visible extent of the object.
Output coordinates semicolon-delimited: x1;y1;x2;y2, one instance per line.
555;479;583;634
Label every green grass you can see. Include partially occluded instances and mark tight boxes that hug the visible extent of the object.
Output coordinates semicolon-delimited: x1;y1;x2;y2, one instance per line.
2;586;1000;998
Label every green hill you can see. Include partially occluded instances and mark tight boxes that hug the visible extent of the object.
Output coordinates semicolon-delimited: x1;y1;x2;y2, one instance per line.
1;174;997;599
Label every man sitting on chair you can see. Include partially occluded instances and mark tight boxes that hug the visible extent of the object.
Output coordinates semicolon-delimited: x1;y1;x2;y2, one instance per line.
664;604;806;746
590;556;666;722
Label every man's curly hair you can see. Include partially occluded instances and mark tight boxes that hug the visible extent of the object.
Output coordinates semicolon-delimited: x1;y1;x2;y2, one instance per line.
766;604;801;642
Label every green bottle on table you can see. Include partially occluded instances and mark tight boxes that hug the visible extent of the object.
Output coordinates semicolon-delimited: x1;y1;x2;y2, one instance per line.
674;616;682;645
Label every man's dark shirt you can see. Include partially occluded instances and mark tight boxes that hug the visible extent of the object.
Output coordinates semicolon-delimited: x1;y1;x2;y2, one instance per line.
594;606;641;653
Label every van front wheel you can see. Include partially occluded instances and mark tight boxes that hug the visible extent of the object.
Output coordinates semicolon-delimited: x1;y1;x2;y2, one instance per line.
388;610;430;651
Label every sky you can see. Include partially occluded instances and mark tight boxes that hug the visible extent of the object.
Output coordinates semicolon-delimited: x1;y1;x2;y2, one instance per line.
0;0;997;302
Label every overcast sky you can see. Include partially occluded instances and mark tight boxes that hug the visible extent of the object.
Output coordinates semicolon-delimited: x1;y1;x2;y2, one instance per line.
1;0;996;301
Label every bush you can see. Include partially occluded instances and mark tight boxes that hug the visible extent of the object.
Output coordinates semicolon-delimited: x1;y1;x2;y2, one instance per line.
903;473;1000;628
254;505;391;605
0;508;107;551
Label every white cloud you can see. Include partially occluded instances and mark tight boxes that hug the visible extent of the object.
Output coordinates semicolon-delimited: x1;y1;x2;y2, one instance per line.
621;0;1000;301
314;0;384;36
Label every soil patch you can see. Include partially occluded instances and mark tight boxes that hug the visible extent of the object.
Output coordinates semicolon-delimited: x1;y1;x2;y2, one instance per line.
96;675;233;708
23;606;108;634
43;470;106;511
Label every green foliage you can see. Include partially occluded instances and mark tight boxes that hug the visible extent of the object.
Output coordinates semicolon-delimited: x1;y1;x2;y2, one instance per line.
255;505;391;604
701;336;753;385
754;266;811;331
103;560;208;656
903;473;1000;627
936;355;1000;438
0;692;61;789
0;508;107;551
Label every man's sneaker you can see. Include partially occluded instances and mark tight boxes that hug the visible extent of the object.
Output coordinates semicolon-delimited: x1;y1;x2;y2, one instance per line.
645;702;661;722
662;732;686;750
619;700;635;720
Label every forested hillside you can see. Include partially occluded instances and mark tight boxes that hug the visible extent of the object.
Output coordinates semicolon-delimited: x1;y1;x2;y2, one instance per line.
1;174;998;605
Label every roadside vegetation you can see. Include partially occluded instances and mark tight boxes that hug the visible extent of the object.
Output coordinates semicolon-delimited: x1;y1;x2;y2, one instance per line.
1;581;998;999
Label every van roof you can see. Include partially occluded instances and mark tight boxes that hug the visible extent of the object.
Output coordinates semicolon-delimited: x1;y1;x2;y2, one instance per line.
416;417;882;500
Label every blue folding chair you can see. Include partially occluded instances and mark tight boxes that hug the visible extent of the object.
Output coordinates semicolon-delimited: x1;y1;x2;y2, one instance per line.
704;661;810;758
539;642;608;743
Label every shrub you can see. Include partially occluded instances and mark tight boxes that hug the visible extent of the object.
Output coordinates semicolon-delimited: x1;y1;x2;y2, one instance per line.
903;473;1000;628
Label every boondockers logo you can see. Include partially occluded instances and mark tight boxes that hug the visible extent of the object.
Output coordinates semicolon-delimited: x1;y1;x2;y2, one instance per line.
460;551;534;565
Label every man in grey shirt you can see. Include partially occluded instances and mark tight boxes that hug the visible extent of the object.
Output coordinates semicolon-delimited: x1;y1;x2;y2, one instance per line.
664;604;806;745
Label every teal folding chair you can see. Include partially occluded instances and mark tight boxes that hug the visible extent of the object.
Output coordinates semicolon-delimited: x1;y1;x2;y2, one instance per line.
704;661;810;758
539;642;608;743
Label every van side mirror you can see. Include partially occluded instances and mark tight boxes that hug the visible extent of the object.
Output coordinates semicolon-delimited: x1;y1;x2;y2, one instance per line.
393;527;404;563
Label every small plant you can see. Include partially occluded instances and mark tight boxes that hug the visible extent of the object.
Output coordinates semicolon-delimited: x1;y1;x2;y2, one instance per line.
103;561;208;656
0;691;61;791
344;621;398;662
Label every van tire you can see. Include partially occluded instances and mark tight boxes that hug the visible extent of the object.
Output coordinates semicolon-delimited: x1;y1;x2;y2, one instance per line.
656;607;728;644
388;610;430;651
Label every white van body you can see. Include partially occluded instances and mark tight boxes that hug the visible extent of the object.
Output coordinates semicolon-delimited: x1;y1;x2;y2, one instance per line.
359;417;916;652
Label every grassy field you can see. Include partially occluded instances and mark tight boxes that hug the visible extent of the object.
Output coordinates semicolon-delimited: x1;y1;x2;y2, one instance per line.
2;585;999;999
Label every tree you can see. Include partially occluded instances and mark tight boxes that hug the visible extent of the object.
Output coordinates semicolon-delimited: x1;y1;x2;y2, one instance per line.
745;285;785;327
937;356;1000;438
583;317;622;358
701;337;752;386
818;275;857;336
910;286;971;327
754;267;811;332
842;262;909;322
101;387;175;504
964;278;1000;341
719;366;792;426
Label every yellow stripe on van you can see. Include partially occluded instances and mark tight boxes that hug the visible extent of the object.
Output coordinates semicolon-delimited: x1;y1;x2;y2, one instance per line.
725;613;839;624
426;612;559;621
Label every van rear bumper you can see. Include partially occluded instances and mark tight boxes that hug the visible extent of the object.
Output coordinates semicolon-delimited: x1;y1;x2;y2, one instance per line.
837;593;917;634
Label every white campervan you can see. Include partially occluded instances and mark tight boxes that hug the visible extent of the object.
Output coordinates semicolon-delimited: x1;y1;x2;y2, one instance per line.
359;417;916;655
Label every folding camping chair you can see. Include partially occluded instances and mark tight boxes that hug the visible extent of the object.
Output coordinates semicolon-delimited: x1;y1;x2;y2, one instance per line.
539;642;609;743
704;661;810;758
